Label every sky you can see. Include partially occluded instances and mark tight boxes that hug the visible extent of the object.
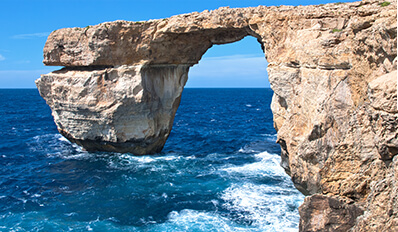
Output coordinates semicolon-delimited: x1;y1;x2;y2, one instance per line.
0;0;358;88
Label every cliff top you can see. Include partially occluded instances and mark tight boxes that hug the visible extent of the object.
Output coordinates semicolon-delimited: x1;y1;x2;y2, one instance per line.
43;0;397;67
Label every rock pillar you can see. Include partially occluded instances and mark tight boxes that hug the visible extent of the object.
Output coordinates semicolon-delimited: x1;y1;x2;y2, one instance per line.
36;65;189;154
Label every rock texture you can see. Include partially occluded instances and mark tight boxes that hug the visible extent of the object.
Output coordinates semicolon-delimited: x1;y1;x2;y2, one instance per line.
37;65;188;154
299;194;364;231
36;0;397;231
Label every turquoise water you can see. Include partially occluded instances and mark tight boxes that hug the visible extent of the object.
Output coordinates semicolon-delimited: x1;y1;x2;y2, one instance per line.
0;88;303;231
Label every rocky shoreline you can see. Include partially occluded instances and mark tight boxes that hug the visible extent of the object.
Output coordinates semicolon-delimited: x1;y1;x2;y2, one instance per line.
36;0;397;231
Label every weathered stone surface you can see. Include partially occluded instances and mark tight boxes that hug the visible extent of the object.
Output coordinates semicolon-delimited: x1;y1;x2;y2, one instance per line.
36;0;397;231
36;64;189;154
299;194;364;232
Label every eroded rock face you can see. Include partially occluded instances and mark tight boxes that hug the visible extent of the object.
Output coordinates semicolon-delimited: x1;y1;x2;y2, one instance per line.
299;194;364;232
37;64;189;154
36;0;397;231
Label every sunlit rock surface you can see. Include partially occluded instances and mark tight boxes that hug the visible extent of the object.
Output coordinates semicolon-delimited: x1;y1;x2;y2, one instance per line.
37;65;189;154
36;0;397;231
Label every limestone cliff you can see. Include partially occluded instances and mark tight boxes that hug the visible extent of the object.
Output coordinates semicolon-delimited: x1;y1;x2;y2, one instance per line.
36;0;397;231
37;65;188;154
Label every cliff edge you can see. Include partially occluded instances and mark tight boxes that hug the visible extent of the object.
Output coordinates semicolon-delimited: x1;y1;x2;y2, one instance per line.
36;0;397;231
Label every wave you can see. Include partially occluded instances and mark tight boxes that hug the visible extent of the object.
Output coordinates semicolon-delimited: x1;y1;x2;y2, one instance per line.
217;151;304;231
28;133;89;159
220;151;286;180
22;133;303;231
156;209;248;232
238;134;278;154
106;153;185;172
221;183;303;232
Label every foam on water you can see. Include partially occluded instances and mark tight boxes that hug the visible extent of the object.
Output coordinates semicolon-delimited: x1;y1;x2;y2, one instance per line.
28;133;91;160
156;209;247;232
0;89;304;231
14;132;304;231
218;151;304;231
221;183;302;231
221;151;285;177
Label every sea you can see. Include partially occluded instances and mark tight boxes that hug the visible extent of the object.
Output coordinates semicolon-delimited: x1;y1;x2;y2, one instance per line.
0;88;304;232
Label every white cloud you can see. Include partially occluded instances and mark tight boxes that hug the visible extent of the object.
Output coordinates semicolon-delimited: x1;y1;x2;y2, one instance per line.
12;32;50;39
0;54;4;61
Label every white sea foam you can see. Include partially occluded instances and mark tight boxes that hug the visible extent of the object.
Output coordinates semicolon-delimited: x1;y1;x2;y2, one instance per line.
217;150;304;231
238;147;256;153
158;209;248;232
117;153;181;163
64;212;78;217
57;136;71;143
221;183;303;232
31;193;41;198
262;133;277;142
221;151;287;179
17;198;27;204
29;134;94;160
238;134;278;153
61;152;93;160
106;153;186;172
155;204;303;232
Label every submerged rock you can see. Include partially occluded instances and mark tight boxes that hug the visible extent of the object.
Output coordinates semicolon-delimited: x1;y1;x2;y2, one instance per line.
36;0;397;231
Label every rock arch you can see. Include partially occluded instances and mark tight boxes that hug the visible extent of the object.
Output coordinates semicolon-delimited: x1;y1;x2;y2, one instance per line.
36;1;397;231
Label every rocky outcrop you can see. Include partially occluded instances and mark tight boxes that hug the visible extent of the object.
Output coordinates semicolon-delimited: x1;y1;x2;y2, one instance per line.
299;194;364;231
36;65;189;154
36;0;397;231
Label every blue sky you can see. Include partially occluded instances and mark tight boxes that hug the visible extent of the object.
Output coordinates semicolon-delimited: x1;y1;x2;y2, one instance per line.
0;0;357;88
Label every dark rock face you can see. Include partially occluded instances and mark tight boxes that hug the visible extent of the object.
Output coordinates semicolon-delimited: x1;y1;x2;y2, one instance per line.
299;194;364;232
36;0;397;231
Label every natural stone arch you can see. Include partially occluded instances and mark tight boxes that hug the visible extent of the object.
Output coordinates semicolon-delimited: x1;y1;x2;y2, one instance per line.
36;1;397;231
39;15;266;156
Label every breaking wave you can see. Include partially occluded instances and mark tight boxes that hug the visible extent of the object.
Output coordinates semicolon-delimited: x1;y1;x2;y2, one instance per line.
0;88;304;231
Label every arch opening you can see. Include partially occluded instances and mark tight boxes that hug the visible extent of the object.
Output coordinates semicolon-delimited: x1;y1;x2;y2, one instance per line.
187;36;269;88
160;36;305;231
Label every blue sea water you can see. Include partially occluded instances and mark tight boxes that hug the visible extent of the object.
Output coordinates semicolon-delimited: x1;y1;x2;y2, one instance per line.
0;88;304;231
